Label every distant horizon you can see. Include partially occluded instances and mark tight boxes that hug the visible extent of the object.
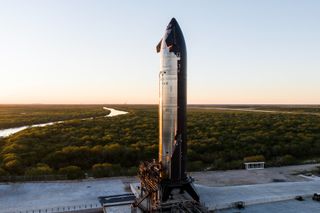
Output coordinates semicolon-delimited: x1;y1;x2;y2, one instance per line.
1;1;320;104
0;103;319;106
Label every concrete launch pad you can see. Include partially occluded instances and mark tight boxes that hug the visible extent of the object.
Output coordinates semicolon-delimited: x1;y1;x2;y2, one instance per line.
108;179;320;212
1;180;320;213
0;179;126;213
219;197;320;213
102;180;320;212
197;181;320;211
1;165;320;213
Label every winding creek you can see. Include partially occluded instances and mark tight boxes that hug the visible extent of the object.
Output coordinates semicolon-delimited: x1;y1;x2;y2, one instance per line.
0;107;128;138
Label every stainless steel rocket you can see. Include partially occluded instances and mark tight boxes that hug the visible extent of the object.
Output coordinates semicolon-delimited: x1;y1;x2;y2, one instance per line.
156;17;199;203
133;19;200;210
157;18;187;181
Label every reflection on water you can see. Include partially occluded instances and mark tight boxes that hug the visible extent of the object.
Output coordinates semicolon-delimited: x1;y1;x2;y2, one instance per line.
103;107;128;117
0;126;28;138
0;107;128;138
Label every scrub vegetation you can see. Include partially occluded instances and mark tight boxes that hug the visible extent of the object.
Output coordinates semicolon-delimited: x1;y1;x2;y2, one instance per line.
0;105;108;129
0;105;320;180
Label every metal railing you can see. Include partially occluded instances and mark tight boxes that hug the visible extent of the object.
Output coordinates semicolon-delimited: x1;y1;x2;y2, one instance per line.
0;175;67;182
4;203;101;213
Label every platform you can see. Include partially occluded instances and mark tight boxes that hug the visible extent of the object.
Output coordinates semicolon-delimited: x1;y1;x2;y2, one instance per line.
197;180;320;211
219;197;320;213
2;170;320;213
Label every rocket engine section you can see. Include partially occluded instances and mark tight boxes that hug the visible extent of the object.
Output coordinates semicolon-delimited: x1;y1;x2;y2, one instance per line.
157;18;187;182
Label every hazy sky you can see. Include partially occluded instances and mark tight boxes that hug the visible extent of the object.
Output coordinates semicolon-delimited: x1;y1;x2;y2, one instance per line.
1;0;320;104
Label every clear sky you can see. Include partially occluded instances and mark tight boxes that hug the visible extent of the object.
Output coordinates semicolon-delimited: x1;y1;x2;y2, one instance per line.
0;0;319;104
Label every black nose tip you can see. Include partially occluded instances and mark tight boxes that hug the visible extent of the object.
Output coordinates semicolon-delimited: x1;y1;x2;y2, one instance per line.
167;17;179;30
170;17;177;24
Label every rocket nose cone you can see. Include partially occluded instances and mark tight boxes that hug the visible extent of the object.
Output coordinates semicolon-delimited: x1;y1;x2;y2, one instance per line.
170;17;177;24
157;18;185;54
166;17;179;30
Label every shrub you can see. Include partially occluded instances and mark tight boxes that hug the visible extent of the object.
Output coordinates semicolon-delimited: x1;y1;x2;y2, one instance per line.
92;163;113;177
0;168;8;176
244;155;265;162
25;164;53;176
188;161;205;171
3;159;23;175
276;154;296;166
58;166;84;179
92;163;121;177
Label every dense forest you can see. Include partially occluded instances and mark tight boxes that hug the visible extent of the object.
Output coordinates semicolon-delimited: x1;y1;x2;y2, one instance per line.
0;105;108;129
1;105;320;179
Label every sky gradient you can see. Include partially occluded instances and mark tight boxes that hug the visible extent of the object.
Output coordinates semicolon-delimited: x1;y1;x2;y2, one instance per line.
1;0;320;104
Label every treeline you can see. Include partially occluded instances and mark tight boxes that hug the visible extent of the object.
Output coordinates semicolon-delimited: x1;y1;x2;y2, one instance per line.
0;105;108;129
1;105;320;179
187;109;320;170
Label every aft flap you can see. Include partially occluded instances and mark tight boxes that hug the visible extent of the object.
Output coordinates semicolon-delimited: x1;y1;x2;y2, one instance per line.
156;39;162;53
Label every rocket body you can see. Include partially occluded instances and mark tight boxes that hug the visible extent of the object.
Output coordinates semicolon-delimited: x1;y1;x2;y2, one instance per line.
157;18;187;182
133;18;199;207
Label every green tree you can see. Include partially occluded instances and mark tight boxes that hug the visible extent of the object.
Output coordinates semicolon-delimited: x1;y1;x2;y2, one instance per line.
3;159;23;174
92;163;114;177
276;154;296;166
243;155;265;162
58;166;84;179
0;168;8;176
25;164;53;176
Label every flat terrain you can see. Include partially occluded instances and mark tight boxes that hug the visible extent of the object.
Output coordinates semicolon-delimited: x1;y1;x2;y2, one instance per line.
191;104;320;114
1;104;320;178
200;181;320;211
1;104;320;212
192;164;320;186
0;105;108;129
0;178;125;213
219;198;320;213
1;164;319;213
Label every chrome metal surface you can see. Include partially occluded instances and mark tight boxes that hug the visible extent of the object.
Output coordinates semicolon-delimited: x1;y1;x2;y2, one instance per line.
159;37;180;179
